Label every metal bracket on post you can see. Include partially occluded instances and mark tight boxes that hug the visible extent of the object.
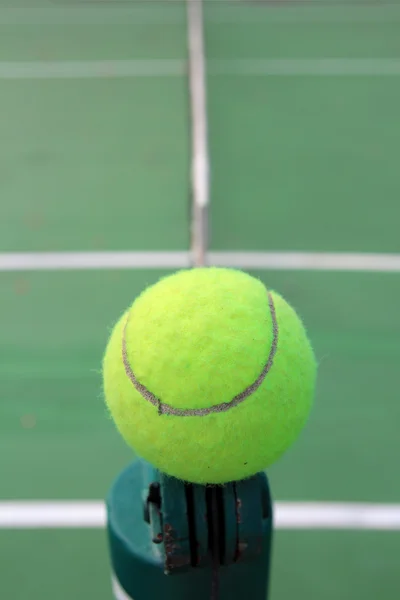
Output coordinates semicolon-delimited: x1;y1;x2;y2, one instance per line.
107;459;273;600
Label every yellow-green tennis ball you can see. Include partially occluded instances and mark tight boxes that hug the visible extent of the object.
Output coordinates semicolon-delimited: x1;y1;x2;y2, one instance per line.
103;267;316;485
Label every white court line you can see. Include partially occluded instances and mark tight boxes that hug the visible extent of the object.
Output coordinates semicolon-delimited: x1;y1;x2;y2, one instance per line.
275;503;400;530
0;7;185;25
1;251;400;272
211;58;400;76
0;59;185;79
208;9;400;25
1;6;400;25
0;502;106;529
1;501;400;531
0;251;191;271
209;251;400;272
2;58;400;79
187;0;210;267
112;574;133;600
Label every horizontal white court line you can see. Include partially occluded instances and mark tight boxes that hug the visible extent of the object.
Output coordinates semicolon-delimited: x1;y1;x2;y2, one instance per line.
2;501;400;530
0;59;185;79
275;502;400;530
209;251;400;272
1;251;400;272
0;502;106;529
208;7;400;24
0;251;191;270
2;59;400;79
1;6;400;25
0;7;185;25
112;574;133;600
211;58;400;76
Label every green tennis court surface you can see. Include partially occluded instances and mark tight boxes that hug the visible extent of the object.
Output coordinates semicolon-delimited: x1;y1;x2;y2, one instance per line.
1;1;399;599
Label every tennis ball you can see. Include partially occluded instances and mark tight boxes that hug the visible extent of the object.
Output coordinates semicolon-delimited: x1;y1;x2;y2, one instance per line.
103;268;316;484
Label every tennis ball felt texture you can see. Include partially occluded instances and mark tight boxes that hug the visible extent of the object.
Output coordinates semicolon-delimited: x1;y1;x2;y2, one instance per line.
103;268;316;484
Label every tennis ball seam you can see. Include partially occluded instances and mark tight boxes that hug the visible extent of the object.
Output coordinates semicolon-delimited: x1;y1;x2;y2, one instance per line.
121;290;278;417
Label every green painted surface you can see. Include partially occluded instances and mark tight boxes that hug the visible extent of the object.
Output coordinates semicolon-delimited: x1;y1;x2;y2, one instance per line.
257;270;400;503
206;21;400;59
0;270;171;499
206;2;400;252
204;3;400;24
0;79;189;252
1;270;399;503
0;0;184;9
0;529;398;600
0;531;112;599
271;530;399;600
0;24;186;61
208;76;400;252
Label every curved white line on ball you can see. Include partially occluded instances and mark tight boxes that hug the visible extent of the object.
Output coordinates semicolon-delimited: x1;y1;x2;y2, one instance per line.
121;291;278;416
